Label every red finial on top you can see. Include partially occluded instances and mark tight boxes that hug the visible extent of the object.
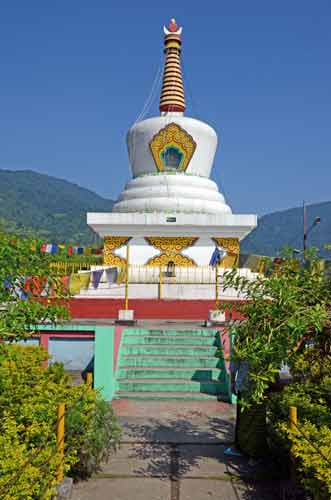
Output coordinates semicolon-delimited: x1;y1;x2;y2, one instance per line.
168;18;178;33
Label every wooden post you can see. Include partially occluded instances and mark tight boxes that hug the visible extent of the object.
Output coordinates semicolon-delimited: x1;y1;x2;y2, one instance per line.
56;403;65;482
159;266;163;300
289;406;297;478
125;244;130;311
86;372;93;389
289;406;297;431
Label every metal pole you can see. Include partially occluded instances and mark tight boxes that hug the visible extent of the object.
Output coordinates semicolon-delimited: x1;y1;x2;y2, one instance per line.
215;265;219;306
159;266;163;300
125;244;130;311
303;201;307;254
56;403;65;482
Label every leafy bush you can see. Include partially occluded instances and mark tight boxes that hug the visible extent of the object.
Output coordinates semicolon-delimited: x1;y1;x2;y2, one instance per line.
268;348;331;499
0;344;121;499
284;421;331;500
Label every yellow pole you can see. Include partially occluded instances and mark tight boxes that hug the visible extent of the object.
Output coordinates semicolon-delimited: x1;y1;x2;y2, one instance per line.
289;406;297;431
86;372;93;389
125;244;130;310
215;265;219;306
159;266;163;299
289;406;297;477
56;403;65;482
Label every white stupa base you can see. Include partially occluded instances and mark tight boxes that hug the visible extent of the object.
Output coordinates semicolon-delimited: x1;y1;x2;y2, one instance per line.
112;174;232;215
87;211;257;240
77;268;259;300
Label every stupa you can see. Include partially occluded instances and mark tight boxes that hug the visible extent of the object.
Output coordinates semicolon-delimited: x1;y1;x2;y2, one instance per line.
88;19;256;275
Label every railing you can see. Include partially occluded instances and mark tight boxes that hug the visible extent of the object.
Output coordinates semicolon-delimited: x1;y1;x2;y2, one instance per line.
50;261;93;274
126;264;258;285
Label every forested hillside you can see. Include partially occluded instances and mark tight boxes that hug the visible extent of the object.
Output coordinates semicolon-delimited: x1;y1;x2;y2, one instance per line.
0;169;114;244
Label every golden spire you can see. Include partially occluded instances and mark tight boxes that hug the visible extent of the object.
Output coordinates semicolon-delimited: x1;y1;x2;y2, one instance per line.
159;18;186;113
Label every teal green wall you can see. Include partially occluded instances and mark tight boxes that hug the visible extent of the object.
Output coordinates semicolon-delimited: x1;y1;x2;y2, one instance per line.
94;326;114;401
36;323;115;401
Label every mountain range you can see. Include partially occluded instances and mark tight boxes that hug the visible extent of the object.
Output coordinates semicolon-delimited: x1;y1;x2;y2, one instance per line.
241;202;330;258
0;169;329;256
0;169;113;244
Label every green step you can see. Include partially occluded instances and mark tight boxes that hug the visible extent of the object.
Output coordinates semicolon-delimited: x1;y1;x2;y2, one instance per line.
122;345;217;356
122;335;220;346
114;328;228;402
123;329;218;337
117;367;225;380
113;391;226;401
117;379;227;394
120;356;222;368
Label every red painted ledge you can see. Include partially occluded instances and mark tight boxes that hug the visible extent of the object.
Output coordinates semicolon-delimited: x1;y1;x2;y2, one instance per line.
69;298;246;321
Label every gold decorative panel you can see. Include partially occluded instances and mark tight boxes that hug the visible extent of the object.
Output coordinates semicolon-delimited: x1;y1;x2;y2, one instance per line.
145;237;198;266
149;123;196;173
213;237;240;268
103;236;131;266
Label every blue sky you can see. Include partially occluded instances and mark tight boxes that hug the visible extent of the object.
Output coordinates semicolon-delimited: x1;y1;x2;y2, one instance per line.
0;0;330;215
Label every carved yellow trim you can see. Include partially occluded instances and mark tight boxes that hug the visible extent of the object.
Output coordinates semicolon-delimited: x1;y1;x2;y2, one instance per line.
145;237;198;266
213;237;240;268
103;236;131;266
149;123;196;173
147;253;196;267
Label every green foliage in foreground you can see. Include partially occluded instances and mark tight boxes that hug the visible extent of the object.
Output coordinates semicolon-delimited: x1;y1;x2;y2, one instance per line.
0;345;121;500
0;231;70;340
269;346;331;499
222;250;331;498
222;251;331;406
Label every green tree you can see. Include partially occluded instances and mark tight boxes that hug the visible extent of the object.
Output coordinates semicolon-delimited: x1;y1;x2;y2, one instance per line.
222;251;330;406
0;231;69;340
221;251;331;462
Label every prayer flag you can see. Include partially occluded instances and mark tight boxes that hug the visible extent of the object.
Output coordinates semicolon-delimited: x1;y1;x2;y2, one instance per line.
78;272;91;289
91;269;103;289
67;246;73;256
69;274;82;295
209;247;221;267
105;267;118;284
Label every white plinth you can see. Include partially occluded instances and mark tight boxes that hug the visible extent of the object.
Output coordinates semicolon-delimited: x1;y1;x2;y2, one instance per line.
208;310;226;323
118;309;135;322
87;211;257;240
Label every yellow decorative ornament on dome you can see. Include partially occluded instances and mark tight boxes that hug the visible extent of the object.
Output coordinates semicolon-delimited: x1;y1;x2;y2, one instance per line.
145;236;198;266
149;123;197;173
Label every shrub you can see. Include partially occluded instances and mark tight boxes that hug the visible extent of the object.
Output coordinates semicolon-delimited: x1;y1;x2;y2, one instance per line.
284;421;331;500
0;344;120;499
268;348;331;499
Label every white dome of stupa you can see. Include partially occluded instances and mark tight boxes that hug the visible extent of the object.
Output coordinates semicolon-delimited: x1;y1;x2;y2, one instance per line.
112;19;232;216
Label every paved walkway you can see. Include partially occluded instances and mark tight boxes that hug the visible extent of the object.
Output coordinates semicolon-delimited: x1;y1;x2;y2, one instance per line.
72;400;290;500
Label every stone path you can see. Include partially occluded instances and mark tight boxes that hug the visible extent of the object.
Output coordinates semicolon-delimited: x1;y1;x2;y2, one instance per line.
72;400;289;500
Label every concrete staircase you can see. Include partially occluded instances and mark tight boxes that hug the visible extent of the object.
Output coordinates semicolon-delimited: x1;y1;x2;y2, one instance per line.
114;328;229;401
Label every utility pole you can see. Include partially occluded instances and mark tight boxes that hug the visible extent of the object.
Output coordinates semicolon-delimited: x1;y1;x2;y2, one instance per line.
303;201;321;258
303;201;307;253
